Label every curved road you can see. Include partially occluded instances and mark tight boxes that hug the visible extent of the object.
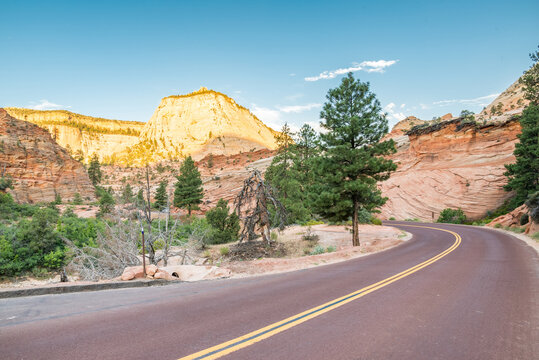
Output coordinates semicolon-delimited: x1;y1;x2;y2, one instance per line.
1;222;537;359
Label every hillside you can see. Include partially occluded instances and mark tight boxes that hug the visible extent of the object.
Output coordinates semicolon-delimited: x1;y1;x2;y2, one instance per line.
0;108;95;203
120;87;278;165
6;88;279;166
379;77;527;221
4;108;144;164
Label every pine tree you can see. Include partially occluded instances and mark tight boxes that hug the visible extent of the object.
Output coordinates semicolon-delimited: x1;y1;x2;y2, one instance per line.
121;183;134;203
136;188;144;205
504;104;539;206
206;199;240;244
87;153;102;186
504;47;539;207
154;180;168;211
312;73;397;246
174;156;203;215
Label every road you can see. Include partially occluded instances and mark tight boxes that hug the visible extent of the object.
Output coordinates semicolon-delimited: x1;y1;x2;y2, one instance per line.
1;222;537;359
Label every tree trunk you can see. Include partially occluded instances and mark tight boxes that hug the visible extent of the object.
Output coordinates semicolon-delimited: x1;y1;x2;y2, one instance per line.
352;201;360;246
188;205;191;216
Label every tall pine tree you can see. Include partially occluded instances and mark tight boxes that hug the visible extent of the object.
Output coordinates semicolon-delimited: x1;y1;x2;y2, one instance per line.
87;153;102;186
505;46;539;207
154;180;168;211
174;156;203;215
313;73;396;246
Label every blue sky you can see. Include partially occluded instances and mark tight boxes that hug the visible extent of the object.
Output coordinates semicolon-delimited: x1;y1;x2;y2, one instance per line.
1;0;538;131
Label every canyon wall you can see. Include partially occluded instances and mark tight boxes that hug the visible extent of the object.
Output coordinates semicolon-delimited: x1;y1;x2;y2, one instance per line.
380;118;521;221
0;109;95;203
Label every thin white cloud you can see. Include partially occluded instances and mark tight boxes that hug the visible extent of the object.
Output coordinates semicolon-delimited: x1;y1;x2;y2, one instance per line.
278;103;322;113
251;104;282;129
305;60;398;81
400;103;406;109
432;93;499;107
285;93;304;101
384;102;406;122
30;99;70;110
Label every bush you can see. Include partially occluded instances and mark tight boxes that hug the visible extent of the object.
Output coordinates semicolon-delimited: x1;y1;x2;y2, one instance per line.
437;208;467;224
494;223;502;228
371;218;382;225
302;219;325;226
72;192;83;205
326;246;336;253
520;214;529;225
310;245;325;255
525;191;539;223
389;217;396;221
219;246;230;256
205;199;240;244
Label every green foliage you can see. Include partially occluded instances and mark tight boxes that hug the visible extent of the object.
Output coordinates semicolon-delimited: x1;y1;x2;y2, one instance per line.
219;246;230;256
494;223;502;228
174;156;203;215
98;190;115;216
504;105;539;207
207;154;214;168
72;192;83;205
302;219;324;226
525;191;539;223
54;192;62;205
0;192;38;220
371;218;382;225
389;217;396;221
121;183;134;204
0;175;14;192
310;245;325;255
205;199;240;244
437;208;467;224
519;45;539;105
154;180;168;211
531;232;539;240
310;73;396;245
326;246;336;253
520;213;529;225
136;188;144;204
88;153;102;186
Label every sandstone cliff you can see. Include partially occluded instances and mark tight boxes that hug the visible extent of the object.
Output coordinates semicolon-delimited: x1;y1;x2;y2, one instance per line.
380;118;521;221
0;109;95;203
4;108;144;164
6;88;278;166
120;87;278;165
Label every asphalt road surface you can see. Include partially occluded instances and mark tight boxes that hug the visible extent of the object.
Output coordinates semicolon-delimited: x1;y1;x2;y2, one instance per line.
1;222;537;359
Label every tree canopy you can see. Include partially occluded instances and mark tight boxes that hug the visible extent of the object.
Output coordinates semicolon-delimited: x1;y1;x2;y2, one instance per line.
173;156;203;215
312;73;396;246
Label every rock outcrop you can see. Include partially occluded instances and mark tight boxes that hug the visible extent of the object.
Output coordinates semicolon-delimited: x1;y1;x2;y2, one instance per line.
121;87;278;165
4;108;144;164
6;88;279;166
379;117;521;221
0;108;95;203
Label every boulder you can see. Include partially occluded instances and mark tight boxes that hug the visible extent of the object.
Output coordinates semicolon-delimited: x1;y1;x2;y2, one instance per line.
154;270;175;281
121;270;135;281
487;204;528;228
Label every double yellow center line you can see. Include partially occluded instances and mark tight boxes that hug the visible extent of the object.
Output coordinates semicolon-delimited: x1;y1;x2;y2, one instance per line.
179;224;462;359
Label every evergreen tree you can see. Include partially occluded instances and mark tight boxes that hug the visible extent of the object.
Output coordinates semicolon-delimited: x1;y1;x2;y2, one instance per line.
121;183;134;204
154;180;168;211
312;73;397;246
136;188;144;205
206;199;240;244
519;45;539;105
504;104;539;206
174;156;203;215
87;153;102;186
98;190;115;216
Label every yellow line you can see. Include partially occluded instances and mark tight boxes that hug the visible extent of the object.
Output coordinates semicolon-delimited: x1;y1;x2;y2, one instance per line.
179;224;461;360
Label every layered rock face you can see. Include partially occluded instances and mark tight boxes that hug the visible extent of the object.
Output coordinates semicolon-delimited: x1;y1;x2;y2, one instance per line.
380;118;521;221
4;108;144;163
126;87;277;164
0;109;95;203
6;88;278;166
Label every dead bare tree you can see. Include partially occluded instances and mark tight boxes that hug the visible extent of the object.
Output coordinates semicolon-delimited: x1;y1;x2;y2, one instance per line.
137;164;157;264
66;216;141;280
234;169;286;243
153;192;179;266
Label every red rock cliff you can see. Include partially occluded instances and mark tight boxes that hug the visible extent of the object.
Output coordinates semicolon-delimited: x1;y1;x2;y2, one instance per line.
0;108;95;203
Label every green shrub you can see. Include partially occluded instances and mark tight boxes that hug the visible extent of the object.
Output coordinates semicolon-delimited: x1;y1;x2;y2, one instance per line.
531;232;539;240
206;199;240;244
371;218;382;225
520;214;529;225
219;246;230;256
270;231;278;241
494;223;502;228
43;248;66;269
389;217;396;221
72;192;83;205
302;219;325;226
326;246;336;253
310;245;325;255
437;208;467;224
